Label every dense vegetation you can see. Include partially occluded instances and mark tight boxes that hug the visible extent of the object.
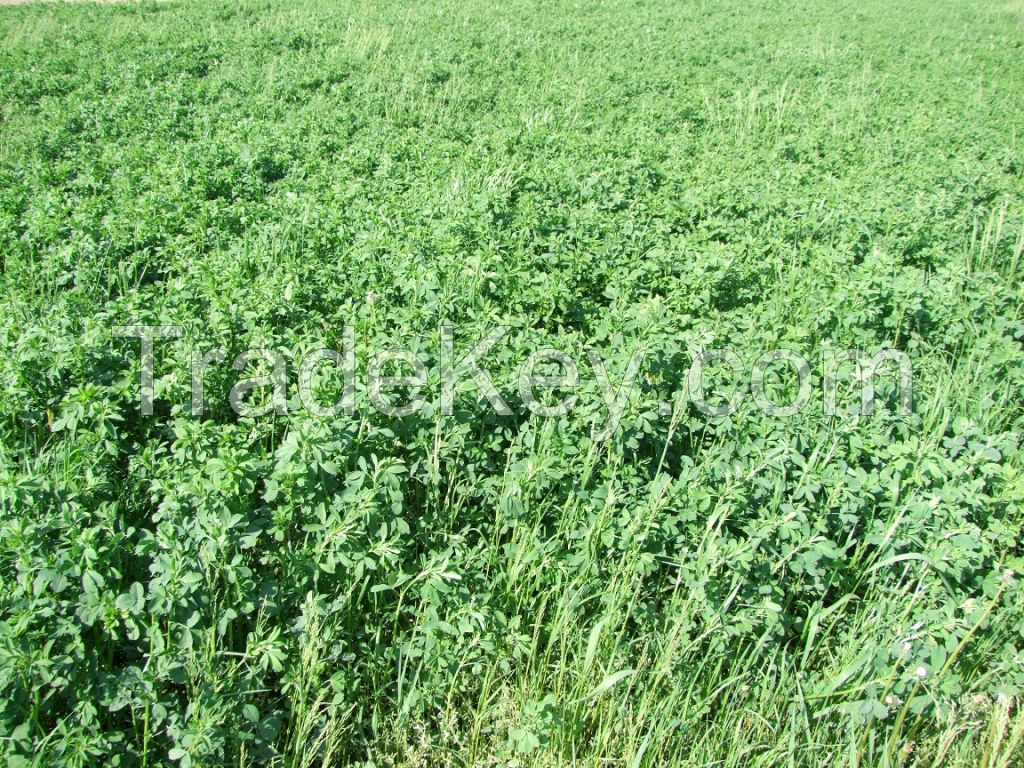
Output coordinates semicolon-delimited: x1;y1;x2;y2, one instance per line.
2;0;1024;765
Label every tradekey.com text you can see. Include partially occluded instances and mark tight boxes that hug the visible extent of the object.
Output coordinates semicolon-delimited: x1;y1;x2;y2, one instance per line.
115;324;913;441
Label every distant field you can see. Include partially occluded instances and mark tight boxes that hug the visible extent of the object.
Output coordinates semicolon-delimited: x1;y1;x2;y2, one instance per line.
1;1;1023;766
0;1;126;6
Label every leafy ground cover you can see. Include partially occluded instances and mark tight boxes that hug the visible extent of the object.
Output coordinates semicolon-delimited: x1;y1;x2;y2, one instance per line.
2;0;1024;765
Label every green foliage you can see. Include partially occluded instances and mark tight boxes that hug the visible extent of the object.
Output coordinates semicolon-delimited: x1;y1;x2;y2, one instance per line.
1;0;1024;766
